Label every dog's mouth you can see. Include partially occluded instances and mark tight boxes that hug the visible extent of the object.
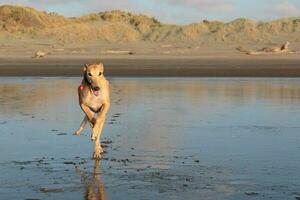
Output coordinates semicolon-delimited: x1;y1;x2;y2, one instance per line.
91;86;100;96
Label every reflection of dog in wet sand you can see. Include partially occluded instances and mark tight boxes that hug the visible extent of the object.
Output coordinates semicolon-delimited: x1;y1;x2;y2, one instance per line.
74;63;110;159
75;160;107;200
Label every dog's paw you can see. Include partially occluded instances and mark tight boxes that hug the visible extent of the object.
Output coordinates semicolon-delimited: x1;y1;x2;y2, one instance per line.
93;151;102;160
73;131;81;136
91;134;96;141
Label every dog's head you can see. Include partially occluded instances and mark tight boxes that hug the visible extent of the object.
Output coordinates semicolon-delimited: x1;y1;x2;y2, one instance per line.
83;63;105;96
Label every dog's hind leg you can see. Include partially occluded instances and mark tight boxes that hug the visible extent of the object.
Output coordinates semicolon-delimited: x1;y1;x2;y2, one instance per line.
74;116;88;135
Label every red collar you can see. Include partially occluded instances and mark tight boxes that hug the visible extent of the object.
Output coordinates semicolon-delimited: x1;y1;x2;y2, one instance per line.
79;84;85;91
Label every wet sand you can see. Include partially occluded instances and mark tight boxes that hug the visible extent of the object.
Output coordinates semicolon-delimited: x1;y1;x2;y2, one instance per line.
0;77;300;199
1;56;300;77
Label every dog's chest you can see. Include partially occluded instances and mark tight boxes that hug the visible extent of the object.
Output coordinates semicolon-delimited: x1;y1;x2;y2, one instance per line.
82;92;104;111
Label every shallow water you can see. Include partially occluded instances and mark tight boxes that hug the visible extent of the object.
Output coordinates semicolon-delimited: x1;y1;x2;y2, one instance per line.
0;77;299;200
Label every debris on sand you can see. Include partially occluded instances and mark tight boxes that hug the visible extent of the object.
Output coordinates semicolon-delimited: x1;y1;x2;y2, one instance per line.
236;47;256;55
33;51;46;58
56;132;67;136
12;161;33;165
236;41;300;55
245;192;259;196
102;50;135;55
161;44;172;48
101;139;112;144
185;177;193;182
53;48;64;52
112;113;121;118
63;161;76;165
39;187;64;193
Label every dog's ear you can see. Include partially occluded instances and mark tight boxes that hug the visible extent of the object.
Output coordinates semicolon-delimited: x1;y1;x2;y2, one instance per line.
83;64;89;72
98;62;104;72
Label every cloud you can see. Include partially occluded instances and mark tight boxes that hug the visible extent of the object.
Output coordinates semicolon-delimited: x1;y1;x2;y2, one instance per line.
10;0;236;15
27;0;77;5
89;0;137;13
164;0;236;12
271;1;299;16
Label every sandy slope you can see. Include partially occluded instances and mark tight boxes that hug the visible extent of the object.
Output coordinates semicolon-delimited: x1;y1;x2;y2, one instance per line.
1;5;300;44
1;5;300;76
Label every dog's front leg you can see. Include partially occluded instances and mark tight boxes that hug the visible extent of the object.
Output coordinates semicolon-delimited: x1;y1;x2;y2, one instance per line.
93;131;102;159
92;120;107;159
80;103;96;126
92;103;110;159
91;103;110;140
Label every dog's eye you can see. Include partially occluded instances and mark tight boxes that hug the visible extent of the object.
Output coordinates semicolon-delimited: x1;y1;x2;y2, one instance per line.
99;72;102;76
88;73;92;76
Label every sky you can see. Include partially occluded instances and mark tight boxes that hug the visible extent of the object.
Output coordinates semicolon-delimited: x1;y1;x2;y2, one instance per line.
1;0;300;24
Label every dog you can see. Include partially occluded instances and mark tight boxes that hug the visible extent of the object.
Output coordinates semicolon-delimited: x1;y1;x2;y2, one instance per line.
74;62;110;159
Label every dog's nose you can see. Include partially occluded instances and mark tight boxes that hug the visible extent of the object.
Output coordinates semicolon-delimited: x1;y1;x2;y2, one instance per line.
94;86;100;91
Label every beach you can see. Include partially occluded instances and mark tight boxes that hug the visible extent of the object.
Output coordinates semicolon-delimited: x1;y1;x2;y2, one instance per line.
0;39;299;77
0;77;300;200
1;35;300;200
1;3;300;200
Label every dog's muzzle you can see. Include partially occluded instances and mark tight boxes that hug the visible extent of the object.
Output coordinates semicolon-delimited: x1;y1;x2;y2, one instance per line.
92;86;100;96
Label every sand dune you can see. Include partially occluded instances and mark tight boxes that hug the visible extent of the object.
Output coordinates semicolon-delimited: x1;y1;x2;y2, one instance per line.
1;5;300;44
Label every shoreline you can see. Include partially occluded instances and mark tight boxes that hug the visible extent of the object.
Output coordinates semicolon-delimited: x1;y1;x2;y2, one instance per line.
1;56;300;77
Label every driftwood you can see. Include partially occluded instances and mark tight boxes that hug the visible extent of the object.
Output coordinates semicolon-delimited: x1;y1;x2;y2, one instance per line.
32;50;46;58
101;50;135;55
236;42;300;55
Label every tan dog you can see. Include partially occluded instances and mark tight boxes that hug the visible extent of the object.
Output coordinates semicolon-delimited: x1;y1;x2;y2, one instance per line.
74;63;110;159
